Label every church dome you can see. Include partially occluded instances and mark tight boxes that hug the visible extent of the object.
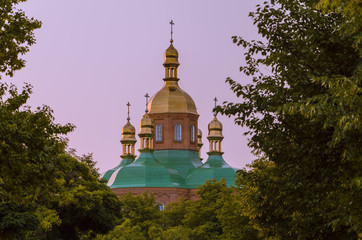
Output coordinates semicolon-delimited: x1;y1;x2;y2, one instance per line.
164;42;179;65
121;120;136;141
148;40;197;115
198;129;203;145
208;116;223;138
139;113;154;135
147;83;198;114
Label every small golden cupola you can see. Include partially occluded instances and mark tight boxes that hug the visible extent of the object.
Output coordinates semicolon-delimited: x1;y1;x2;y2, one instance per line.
197;129;204;159
139;94;154;151
121;102;137;159
207;98;224;153
163;20;180;79
197;128;204;161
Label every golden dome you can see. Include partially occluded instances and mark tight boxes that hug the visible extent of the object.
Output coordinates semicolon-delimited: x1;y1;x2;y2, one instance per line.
121;120;136;141
164;42;179;65
139;113;154;135
147;81;198;114
197;129;203;145
208;116;223;138
198;128;203;137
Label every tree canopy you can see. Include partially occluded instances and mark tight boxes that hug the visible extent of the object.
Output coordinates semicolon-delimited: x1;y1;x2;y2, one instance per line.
96;180;258;240
217;0;361;239
0;84;122;239
0;0;41;79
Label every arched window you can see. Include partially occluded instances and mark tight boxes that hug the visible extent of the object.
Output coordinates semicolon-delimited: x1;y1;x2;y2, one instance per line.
175;124;182;141
156;124;162;142
190;125;195;143
157;203;165;211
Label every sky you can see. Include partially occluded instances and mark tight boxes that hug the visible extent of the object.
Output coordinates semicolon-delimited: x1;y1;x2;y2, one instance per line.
5;0;264;173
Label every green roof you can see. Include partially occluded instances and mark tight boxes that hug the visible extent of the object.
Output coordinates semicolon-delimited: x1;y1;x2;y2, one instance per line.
102;165;121;182
101;156;134;182
186;154;237;189
109;152;187;188
104;150;237;190
152;150;202;178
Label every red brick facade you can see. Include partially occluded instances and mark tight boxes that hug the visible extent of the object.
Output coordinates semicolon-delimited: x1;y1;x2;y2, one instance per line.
111;187;199;205
148;112;199;151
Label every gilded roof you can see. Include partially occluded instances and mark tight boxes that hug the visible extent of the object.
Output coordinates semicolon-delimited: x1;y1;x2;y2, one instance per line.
147;81;198;114
164;43;179;65
208;116;223;138
197;129;203;145
121;120;136;141
139;113;154;135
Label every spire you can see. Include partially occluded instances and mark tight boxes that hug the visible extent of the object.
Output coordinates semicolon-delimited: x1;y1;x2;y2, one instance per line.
164;20;180;81
207;99;224;154
121;102;137;160
139;95;154;152
144;93;150;113
126;102;131;121
170;20;174;43
213;97;218;116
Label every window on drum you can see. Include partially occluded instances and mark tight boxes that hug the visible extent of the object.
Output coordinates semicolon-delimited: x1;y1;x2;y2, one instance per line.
175;124;182;141
156;124;162;142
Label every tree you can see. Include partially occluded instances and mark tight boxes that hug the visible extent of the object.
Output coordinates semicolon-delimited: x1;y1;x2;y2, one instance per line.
0;0;41;79
317;0;361;53
0;2;124;239
118;192;163;236
96;180;258;240
181;179;258;240
0;83;74;204
0;84;122;239
95;192;164;240
217;0;361;239
95;219;146;240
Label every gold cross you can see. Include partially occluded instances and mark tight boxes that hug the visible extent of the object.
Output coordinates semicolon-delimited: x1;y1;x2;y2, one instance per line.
126;102;131;121
170;20;174;41
144;93;150;113
214;97;218;108
213;97;218;116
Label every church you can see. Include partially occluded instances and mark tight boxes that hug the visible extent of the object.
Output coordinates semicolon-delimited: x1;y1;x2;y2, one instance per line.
101;23;236;206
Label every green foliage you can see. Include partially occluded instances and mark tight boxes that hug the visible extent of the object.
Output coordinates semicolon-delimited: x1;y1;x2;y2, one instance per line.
163;197;190;228
317;0;361;54
182;179;259;240
95;219;146;240
118;192;163;236
217;0;361;239
0;83;74;204
0;0;41;78
0;202;38;239
162;226;193;240
97;180;258;240
0;84;122;239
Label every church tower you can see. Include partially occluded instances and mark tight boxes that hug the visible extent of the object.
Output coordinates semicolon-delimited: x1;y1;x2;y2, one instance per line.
147;38;199;152
102;22;237;205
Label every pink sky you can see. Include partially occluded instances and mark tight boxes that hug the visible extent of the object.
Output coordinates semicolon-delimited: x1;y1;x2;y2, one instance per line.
5;0;263;173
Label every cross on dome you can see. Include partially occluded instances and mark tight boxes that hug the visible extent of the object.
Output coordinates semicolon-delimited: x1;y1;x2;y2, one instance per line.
169;20;175;42
213;97;218;116
144;93;150;113
126;102;131;121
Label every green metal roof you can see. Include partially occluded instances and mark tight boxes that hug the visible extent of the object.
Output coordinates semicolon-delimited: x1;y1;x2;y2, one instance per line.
104;150;236;190
109;152;187;188
101;156;134;182
102;165;121;182
152;150;202;178
186;154;237;189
